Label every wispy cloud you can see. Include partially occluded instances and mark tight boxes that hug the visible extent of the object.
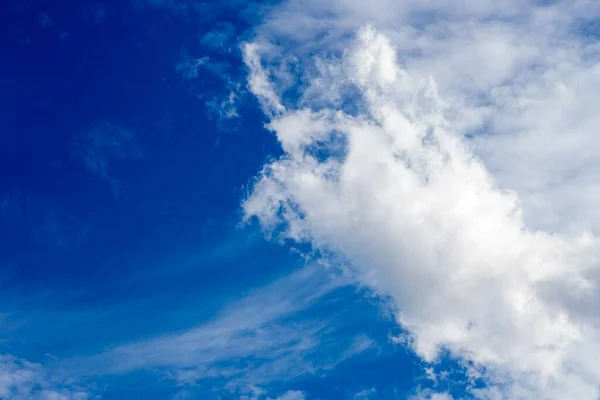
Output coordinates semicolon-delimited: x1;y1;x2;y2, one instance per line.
200;22;237;53
241;1;600;398
410;390;453;400
0;354;96;400
353;387;376;399
174;47;245;132
71;122;143;197
204;81;244;132
268;391;306;400
175;55;209;80
68;266;375;398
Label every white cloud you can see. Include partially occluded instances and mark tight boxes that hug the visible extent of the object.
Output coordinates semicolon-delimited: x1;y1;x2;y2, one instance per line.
353;387;376;399
342;334;376;361
241;2;600;398
174;50;243;131
205;84;243;132
268;390;306;400
243;42;286;116
73;266;372;397
248;0;600;236
175;55;209;80
0;354;94;400
410;390;454;400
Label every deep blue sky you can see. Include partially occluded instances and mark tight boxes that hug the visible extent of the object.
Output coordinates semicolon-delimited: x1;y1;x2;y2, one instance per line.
0;1;468;399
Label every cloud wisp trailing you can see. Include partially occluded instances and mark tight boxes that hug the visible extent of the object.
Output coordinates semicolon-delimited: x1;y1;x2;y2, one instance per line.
241;1;600;398
69;265;374;398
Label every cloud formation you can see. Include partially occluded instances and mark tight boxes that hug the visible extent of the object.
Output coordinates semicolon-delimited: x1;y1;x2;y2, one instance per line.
0;354;94;400
241;2;600;397
245;0;600;236
73;266;374;398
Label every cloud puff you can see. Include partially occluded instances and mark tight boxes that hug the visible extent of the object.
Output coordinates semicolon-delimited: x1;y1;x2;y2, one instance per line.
242;9;600;399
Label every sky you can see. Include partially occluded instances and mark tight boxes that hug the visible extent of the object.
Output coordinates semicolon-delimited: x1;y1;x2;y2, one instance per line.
2;0;600;399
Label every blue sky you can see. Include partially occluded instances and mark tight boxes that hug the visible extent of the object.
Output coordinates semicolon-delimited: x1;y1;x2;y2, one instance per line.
0;1;428;399
3;0;600;399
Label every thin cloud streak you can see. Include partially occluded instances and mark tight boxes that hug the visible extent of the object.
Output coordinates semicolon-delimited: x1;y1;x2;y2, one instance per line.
65;266;376;397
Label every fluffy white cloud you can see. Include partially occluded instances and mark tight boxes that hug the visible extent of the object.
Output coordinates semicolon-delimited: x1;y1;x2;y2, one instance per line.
247;0;600;236
241;1;600;398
